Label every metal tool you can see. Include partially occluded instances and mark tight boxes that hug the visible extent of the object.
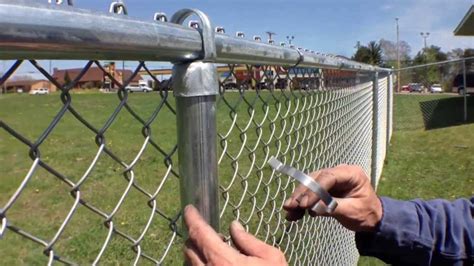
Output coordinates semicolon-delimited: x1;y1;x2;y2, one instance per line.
267;156;338;213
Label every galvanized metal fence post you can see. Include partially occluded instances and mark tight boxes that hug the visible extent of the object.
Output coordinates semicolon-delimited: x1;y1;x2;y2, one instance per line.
463;59;468;122
387;72;393;147
171;9;220;232
371;71;380;188
174;62;220;231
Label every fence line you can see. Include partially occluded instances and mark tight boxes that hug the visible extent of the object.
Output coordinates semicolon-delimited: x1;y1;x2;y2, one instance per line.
397;58;473;123
0;0;390;72
0;1;393;265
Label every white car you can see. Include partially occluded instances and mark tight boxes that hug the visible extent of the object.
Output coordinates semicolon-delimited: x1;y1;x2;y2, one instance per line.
125;82;153;93
430;84;443;93
30;88;49;95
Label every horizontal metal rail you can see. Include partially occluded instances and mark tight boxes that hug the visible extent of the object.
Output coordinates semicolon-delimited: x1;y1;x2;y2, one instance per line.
397;56;474;71
0;0;390;72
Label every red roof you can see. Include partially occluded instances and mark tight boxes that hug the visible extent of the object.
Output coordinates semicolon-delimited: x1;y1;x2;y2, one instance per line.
6;79;49;87
52;67;141;85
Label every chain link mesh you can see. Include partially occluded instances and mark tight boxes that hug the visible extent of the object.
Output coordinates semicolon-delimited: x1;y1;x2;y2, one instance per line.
217;65;385;265
1;60;182;265
1;60;391;265
374;75;389;186
1;3;393;265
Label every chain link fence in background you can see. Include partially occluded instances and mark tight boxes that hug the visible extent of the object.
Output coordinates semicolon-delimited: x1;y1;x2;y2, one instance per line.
0;1;392;265
396;57;474;130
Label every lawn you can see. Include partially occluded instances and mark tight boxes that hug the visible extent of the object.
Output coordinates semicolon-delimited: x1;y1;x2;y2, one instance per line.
2;89;357;265
359;94;474;265
1;92;473;265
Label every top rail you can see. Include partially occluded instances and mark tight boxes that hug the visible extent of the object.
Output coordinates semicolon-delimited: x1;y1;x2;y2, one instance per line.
396;56;474;71
0;0;390;72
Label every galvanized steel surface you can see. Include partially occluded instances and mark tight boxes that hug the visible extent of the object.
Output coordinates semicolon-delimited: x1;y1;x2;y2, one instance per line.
0;0;390;72
0;1;393;265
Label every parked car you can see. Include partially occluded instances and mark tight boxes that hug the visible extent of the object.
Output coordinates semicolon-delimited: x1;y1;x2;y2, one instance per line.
401;85;410;92
222;82;237;90
125;81;153;93
30;88;49;95
430;84;443;93
408;83;423;93
453;73;474;95
275;78;288;89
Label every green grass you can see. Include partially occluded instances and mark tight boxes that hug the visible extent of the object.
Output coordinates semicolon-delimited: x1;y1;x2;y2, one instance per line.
0;90;324;265
359;94;474;266
2;92;473;265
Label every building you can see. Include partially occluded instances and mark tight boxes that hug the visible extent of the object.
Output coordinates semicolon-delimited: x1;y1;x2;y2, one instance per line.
4;79;55;93
52;63;142;89
454;5;474;36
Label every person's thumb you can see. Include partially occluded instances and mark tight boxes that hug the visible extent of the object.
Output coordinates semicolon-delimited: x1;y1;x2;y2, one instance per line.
230;221;279;259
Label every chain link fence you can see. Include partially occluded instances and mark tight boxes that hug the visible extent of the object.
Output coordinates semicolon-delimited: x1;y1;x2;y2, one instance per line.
0;1;393;265
396;57;474;130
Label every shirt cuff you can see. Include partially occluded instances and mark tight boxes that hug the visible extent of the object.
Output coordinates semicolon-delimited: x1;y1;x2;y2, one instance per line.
355;197;425;260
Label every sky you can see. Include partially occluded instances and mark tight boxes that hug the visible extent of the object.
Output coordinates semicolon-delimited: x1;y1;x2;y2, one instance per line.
68;0;473;56
3;0;474;76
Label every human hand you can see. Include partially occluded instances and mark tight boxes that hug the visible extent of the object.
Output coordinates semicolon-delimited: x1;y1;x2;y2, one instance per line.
183;205;287;266
283;164;382;232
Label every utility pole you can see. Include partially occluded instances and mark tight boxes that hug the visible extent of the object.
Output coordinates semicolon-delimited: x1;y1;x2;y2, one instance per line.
396;18;401;92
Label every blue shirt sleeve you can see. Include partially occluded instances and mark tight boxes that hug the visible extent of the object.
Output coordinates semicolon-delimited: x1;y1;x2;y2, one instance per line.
355;196;474;265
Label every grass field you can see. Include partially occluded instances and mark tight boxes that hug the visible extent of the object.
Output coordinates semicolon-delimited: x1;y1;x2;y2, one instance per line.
1;90;336;265
1;92;473;265
359;94;474;265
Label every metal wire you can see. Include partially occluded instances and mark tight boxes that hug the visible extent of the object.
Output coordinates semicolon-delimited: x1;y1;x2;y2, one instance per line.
1;60;181;265
0;2;393;265
217;66;386;265
1;62;391;265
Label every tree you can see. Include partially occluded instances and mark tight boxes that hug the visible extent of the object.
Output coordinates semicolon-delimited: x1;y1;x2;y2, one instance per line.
447;48;464;60
412;45;448;88
367;41;383;65
353;46;371;64
379;39;411;66
352;41;383;66
463;48;474;58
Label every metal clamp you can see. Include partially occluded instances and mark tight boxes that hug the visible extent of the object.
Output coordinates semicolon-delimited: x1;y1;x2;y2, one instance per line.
267;157;338;213
153;12;167;22
109;2;128;15
48;0;73;5
170;9;216;62
293;48;305;69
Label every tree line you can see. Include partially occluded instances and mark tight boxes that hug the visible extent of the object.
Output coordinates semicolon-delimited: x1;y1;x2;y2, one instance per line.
352;39;473;90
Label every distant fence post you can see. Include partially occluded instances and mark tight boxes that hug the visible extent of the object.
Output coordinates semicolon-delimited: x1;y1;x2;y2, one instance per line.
387;72;393;148
371;71;380;188
463;59;468;122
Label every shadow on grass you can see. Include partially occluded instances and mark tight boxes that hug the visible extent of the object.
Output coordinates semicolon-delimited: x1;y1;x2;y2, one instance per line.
419;96;474;130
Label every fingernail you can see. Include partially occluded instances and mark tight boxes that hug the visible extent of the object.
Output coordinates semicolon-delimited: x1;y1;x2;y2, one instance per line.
184;205;193;212
231;220;245;231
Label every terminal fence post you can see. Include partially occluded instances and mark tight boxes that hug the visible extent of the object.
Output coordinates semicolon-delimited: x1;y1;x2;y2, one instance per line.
173;61;220;231
371;71;380;188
